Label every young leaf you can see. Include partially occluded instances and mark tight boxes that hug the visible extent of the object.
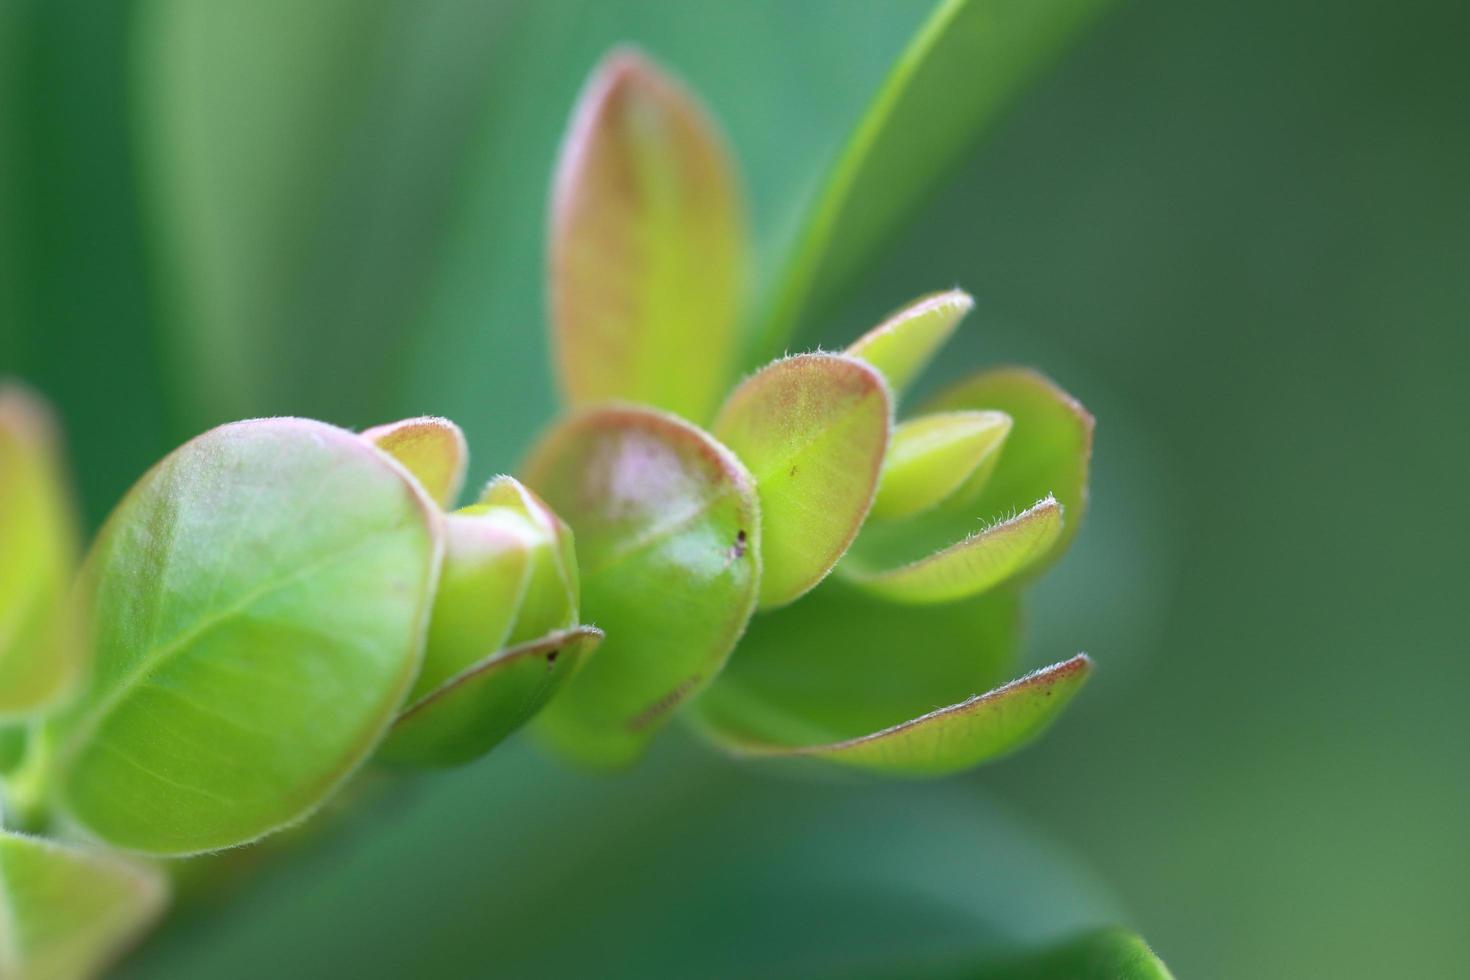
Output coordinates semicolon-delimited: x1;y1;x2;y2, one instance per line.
0;386;80;718
693;583;1023;754
844;495;1063;604
983;927;1176;979
550;48;746;424
869;410;1010;520
523;406;760;766
845;289;973;398
0;830;168;980
757;0;1111;357
476;476;581;642
924;366;1093;564
45;418;441;856
362;416;468;509
712;354;890;608
380;627;602;769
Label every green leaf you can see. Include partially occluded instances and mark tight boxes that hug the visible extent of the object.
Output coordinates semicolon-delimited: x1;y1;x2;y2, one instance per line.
711;353;890;608
923;366;1093;565
550;48;746;424
45;418;441;856
694;578;1088;776
844;495;1063;604
981;928;1176;980
362;416;468;509
845;289;973;398
0;830;167;980
0;386;79;719
0;725;25;776
869;410;1010;520
376;481;585;767
380;627;602;769
523;406;760;766
757;0;1110;357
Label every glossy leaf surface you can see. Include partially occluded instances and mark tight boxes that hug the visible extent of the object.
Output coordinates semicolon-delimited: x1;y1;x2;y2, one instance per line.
758;0;1110;356
0;830;167;980
845;495;1063;604
550;49;745;423
524;407;759;765
47;419;440;855
0;387;79;718
870;410;1010;520
362;416;467;508
712;354;889;608
924;366;1093;565
845;289;973;398
381;627;602;769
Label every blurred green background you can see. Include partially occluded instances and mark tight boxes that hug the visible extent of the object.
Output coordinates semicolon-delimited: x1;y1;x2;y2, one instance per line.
4;0;1467;976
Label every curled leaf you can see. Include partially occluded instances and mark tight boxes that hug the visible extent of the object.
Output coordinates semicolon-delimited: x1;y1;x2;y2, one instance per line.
476;476;581;642
46;418;441;856
845;289;973;398
0;830;168;980
523;406;759;766
924;366;1093;564
844;495;1062;604
712;354;890;608
869;409;1010;520
0;386;80;718
362;416;468;508
550;48;746;423
380;626;602;768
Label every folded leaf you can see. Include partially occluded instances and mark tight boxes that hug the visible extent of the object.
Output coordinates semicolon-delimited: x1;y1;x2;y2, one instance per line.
46;418;441;855
380;626;602;768
550;48;746;424
0;386;80;718
476;476;581;642
870;410;1010;520
924;366;1093;565
712;354;890;608
844;496;1062;604
0;830;168;980
693;581;1022;755
523;407;759;766
758;0;1112;357
846;289;973;397
362;416;468;508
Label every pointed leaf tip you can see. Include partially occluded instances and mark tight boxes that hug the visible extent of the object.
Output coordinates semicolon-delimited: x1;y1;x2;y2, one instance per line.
362;416;468;508
846;289;973;397
550;47;746;424
712;353;891;608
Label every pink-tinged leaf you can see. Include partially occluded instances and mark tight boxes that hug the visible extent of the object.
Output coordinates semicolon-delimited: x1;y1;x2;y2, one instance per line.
923;366;1094;564
550;48;746;424
362;416;468;508
845;289;973;398
844;495;1063;604
380;626;602;768
719;654;1091;777
522;406;760;766
0;385;80;718
712;354;890;608
870;409;1010;520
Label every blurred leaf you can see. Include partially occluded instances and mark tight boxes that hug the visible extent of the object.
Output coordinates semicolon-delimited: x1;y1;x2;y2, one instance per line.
362;416;468;509
550;48;746;424
924;366;1093;565
844;496;1062;604
712;353;890;608
977;927;1176;980
0;830;167;980
694;582;1021;752
0;725;25;775
523;406;759;766
870;410;1010;521
0;386;79;718
846;289;973;398
757;0;1110;357
45;419;440;856
380;626;602;769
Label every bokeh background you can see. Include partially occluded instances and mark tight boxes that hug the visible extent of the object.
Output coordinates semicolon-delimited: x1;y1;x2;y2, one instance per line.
4;0;1468;977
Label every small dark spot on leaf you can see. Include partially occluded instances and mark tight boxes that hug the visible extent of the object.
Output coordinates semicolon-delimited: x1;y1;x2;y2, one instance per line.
789;465;798;477
730;529;748;560
546;649;560;671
